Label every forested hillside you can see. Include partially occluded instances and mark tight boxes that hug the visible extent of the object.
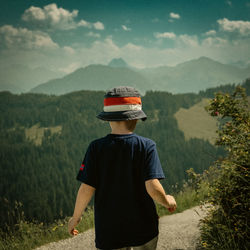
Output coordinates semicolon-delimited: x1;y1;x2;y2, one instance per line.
1;80;249;229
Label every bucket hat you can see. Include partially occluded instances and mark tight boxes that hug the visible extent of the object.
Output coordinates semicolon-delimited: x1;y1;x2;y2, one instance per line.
97;86;147;121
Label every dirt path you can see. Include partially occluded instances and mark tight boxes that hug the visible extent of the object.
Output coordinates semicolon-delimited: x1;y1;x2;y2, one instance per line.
35;205;207;250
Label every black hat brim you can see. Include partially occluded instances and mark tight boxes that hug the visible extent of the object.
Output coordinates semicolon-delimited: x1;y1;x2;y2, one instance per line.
97;110;147;121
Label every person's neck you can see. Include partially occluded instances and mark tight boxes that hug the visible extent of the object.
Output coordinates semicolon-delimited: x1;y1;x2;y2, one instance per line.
111;128;133;135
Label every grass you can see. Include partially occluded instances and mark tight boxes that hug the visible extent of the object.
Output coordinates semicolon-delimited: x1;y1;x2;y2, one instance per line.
25;123;62;146
0;209;94;250
174;98;218;145
157;179;209;217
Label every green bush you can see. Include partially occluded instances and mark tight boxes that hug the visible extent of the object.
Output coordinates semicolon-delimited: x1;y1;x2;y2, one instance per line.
199;86;250;249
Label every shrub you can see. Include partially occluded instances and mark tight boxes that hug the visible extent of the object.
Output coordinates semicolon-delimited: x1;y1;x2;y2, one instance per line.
199;86;250;249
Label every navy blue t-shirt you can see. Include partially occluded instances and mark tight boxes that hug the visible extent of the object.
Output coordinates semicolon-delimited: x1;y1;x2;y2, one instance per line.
77;133;165;249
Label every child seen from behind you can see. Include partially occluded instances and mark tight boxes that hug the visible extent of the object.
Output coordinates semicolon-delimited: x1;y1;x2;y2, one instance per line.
68;86;177;250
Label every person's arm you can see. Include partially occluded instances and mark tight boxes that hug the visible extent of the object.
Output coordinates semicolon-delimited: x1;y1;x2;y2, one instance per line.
145;179;177;212
68;183;95;235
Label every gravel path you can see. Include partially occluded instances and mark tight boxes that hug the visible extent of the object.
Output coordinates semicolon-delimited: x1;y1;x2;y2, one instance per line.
35;205;207;250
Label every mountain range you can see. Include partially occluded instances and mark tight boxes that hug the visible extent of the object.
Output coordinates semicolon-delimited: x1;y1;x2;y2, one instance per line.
139;57;250;93
1;57;250;95
0;64;64;93
30;64;150;95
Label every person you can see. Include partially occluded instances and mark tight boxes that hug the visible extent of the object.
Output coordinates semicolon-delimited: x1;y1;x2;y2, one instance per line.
68;86;177;250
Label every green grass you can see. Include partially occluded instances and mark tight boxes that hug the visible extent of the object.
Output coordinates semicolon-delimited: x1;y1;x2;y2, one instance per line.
157;179;209;217
0;208;94;250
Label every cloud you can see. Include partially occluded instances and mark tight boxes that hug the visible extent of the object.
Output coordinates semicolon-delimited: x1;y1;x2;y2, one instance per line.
78;19;92;28
122;25;131;31
202;37;228;47
154;32;176;39
78;20;104;30
123;43;141;51
93;21;105;30
22;4;79;30
0;25;58;50
86;32;101;38
2;33;249;73
59;62;81;74
170;12;180;19
177;34;199;47
22;3;105;31
63;46;75;55
169;12;180;22
217;18;250;36
204;30;216;36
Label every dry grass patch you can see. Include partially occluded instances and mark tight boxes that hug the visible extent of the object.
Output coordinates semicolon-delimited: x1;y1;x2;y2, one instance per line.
174;99;218;144
25;124;62;146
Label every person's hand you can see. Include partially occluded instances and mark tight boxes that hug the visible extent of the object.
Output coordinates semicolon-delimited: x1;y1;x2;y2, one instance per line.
68;217;81;236
165;195;177;212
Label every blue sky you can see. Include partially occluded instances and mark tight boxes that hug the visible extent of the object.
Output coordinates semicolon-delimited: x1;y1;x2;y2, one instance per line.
0;0;250;73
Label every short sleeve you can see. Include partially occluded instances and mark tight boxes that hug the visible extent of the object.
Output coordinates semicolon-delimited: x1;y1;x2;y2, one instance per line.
76;142;97;188
144;142;165;181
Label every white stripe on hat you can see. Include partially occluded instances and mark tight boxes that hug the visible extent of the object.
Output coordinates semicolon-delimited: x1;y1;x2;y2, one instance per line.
103;104;142;112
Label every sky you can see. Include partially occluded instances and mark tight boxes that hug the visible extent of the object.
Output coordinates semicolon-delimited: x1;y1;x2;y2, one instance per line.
0;0;250;73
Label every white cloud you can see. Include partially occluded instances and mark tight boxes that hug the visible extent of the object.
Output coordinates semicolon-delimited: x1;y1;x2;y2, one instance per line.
177;34;199;47
22;3;79;30
86;32;101;38
59;62;81;74
217;18;250;36
205;30;216;36
22;3;105;31
2;34;249;72
93;21;105;30
78;20;104;30
0;25;58;50
122;25;131;31
170;12;180;19
123;43;141;51
78;19;92;28
154;32;176;39
202;37;228;47
63;46;75;55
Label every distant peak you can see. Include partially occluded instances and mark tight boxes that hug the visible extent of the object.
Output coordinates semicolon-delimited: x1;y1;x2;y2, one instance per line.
197;56;214;62
198;56;211;60
108;58;129;68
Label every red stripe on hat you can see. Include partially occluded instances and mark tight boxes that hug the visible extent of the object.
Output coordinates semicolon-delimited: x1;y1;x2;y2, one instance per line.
104;97;141;106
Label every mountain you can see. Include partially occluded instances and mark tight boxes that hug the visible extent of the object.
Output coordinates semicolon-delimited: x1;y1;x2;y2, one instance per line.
229;60;250;69
139;56;250;93
0;64;64;93
108;58;129;68
30;64;150;95
29;57;250;96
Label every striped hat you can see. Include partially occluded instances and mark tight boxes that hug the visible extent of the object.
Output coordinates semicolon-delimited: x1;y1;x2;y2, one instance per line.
97;86;147;121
